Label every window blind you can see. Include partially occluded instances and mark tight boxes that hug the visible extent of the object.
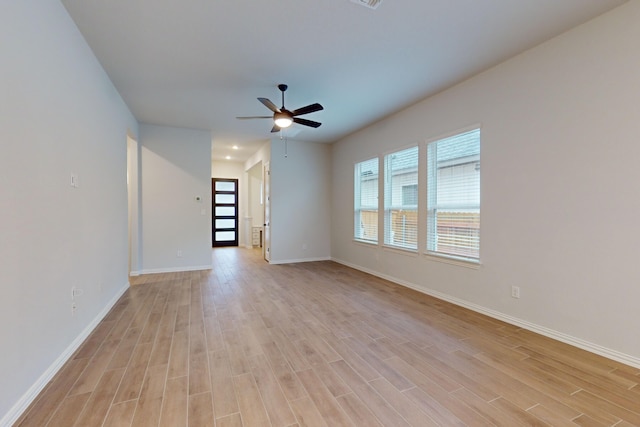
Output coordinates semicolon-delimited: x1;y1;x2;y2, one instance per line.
384;146;419;250
354;158;379;242
427;129;480;260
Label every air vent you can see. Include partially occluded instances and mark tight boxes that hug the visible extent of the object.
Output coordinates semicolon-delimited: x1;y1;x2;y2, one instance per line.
350;0;382;10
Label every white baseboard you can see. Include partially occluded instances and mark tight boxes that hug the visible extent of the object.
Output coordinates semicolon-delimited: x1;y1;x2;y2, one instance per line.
331;257;640;370
0;283;129;427
136;265;212;275
269;256;332;265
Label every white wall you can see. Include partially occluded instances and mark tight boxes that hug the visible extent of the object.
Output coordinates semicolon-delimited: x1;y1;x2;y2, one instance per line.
212;160;247;247
212;160;246;180
270;139;331;263
331;1;640;367
244;141;271;173
0;0;138;423
139;124;212;273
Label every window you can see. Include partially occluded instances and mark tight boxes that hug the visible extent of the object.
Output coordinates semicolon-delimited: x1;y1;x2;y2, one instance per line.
354;158;379;242
384;146;419;250
426;128;480;261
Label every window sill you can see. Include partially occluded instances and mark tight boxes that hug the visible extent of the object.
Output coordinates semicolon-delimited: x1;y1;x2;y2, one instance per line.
422;252;481;269
353;238;378;247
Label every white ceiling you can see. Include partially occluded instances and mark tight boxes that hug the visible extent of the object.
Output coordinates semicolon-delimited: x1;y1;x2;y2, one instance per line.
61;0;626;162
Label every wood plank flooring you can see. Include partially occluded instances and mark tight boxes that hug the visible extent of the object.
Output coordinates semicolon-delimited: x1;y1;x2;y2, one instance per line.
15;248;640;426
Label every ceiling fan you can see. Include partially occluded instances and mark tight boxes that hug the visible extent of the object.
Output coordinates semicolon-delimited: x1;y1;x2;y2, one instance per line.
236;84;323;132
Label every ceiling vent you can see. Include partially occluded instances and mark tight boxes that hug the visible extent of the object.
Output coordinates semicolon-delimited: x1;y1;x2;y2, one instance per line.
350;0;383;10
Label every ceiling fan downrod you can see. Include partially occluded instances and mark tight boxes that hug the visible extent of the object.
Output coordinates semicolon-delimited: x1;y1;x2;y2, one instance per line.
278;84;288;108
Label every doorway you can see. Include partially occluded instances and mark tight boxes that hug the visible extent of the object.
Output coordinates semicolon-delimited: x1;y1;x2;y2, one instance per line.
127;133;140;275
263;162;271;262
212;178;239;247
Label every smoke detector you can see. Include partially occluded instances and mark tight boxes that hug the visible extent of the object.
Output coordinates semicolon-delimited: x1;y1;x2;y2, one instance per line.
350;0;383;10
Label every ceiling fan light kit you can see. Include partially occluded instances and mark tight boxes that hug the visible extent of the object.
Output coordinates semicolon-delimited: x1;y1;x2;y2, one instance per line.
274;111;293;128
237;84;323;132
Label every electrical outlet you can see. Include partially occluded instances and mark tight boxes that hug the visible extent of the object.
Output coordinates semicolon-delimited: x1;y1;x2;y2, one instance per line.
511;286;520;299
71;302;77;316
71;287;83;300
177;250;183;257
70;173;80;188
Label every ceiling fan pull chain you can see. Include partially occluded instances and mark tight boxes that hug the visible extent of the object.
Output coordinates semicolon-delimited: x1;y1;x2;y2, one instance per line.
280;132;288;158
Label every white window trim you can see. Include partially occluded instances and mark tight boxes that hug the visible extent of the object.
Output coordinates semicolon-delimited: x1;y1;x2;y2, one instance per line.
353;238;379;247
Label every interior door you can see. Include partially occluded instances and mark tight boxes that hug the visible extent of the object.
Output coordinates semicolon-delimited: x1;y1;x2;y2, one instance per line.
263;162;271;261
212;178;239;247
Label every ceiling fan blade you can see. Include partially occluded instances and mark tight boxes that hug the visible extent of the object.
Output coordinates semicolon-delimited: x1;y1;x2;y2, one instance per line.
236;116;272;120
270;124;281;133
292;103;323;116
293;117;322;128
258;97;279;113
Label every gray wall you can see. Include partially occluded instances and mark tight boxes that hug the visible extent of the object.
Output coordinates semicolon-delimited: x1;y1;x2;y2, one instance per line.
270;139;332;263
0;0;138;422
331;1;640;367
139;124;212;273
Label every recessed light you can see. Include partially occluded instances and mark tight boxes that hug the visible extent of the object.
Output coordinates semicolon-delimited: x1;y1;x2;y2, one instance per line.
225;156;231;160
232;145;239;150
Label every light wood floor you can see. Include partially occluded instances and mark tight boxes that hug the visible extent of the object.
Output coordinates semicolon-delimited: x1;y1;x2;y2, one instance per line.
16;248;640;426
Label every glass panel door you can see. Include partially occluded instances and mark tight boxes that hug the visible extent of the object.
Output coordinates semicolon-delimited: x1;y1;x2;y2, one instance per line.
212;178;239;247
